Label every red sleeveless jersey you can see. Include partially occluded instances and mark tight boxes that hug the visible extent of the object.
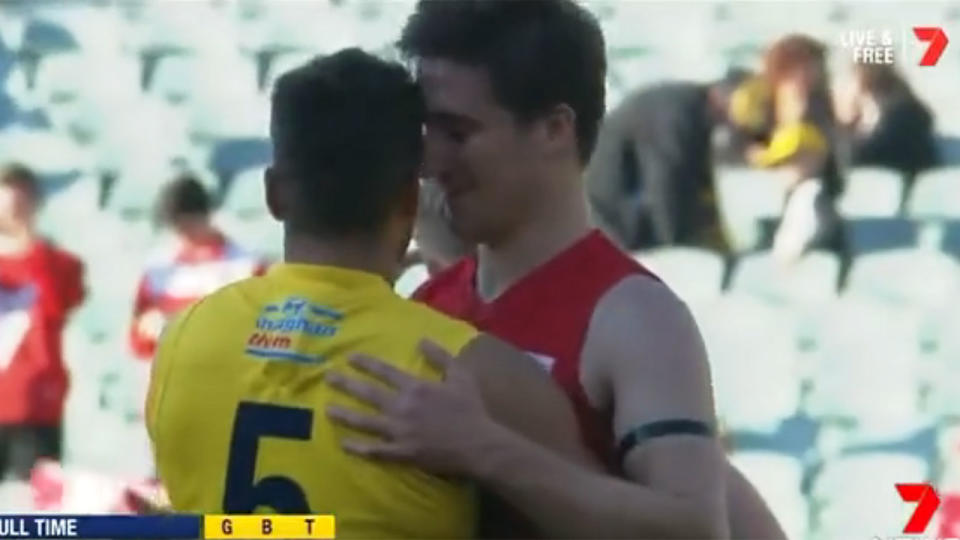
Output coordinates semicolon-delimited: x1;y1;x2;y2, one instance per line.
413;230;659;469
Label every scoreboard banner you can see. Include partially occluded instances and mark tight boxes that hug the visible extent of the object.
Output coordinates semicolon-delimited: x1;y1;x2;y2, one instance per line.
0;515;335;539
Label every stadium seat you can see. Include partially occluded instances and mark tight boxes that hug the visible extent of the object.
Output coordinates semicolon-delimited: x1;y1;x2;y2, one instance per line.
221;166;267;220
104;171;167;256
715;167;788;252
37;4;124;57
208;138;272;191
351;1;415;53
844;217;918;255
15;16;80;57
128;2;238;55
730;250;840;304
242;2;355;53
838;167;904;217
263;50;318;93
943;220;960;256
0;482;32;512
907;167;960;220
0;127;90;190
845;249;960;308
148;52;260;106
812;452;930;539
606;48;669;92
807;297;923;423
927;309;960;419
35;173;102;245
937;135;960;166
634;247;725;303
215;163;278;260
395;264;429;299
189;92;269;141
94;97;192;177
107;165;173;217
839;420;938;462
696;296;801;431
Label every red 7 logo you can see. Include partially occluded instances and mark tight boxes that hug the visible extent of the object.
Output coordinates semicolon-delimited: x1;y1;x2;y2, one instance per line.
914;27;949;66
897;483;941;534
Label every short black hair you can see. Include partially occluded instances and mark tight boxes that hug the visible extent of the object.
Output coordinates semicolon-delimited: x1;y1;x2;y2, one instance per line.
0;163;40;203
271;48;424;237
155;174;211;226
399;0;606;164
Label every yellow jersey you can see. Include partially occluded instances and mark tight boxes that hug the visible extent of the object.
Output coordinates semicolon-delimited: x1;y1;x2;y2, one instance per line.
147;263;479;539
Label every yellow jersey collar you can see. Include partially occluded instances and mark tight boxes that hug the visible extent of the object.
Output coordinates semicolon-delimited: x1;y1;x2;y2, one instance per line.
268;263;392;292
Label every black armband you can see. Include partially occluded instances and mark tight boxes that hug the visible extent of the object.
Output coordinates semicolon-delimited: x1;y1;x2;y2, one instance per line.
618;419;716;462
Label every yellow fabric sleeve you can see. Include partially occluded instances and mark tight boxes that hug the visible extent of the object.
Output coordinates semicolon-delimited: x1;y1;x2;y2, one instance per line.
751;122;827;168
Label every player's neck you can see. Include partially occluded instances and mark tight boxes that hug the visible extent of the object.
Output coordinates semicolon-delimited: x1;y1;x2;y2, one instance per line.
475;181;591;302
0;225;36;256
284;234;398;284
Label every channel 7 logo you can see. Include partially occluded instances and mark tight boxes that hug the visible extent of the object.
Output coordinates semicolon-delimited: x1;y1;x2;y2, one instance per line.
913;27;949;66
897;483;940;534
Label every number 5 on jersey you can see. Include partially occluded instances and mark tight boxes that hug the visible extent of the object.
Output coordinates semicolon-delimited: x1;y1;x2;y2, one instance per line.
224;402;313;513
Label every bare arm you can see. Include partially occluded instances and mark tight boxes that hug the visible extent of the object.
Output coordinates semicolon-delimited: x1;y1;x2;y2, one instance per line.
454;278;728;538
455;336;598;469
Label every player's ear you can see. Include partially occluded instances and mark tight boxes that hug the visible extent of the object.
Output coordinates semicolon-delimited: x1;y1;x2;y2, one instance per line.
264;166;286;221
537;103;577;159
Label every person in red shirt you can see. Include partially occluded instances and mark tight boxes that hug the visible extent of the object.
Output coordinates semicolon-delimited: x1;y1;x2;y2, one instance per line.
129;175;268;361
0;163;85;481
323;2;786;538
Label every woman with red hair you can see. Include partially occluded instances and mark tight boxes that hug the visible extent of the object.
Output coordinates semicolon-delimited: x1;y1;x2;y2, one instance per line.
749;34;845;263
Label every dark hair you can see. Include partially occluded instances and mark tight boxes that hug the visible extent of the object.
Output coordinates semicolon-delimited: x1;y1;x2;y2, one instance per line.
399;0;606;164
0;163;40;203
155;174;211;226
271;48;424;237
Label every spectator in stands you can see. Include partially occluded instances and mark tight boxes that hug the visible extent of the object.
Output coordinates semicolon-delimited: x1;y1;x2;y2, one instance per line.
414;179;472;276
835;63;938;188
129;175;267;361
585;69;754;252
749;34;844;263
0;163;84;480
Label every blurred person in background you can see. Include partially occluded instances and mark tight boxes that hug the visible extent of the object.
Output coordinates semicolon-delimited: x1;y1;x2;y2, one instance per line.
129;174;267;361
0;163;84;480
748;34;845;263
414;179;472;276
585;69;757;253
835;63;938;191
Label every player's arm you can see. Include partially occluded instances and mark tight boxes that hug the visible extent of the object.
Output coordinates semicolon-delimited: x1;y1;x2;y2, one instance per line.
327;335;598;471
130;276;166;360
462;279;730;539
455;335;599;469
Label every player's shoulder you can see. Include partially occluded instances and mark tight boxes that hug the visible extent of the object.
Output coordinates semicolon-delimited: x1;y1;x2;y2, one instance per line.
591;273;698;349
603;272;681;309
174;275;265;327
411;256;475;302
387;290;476;337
